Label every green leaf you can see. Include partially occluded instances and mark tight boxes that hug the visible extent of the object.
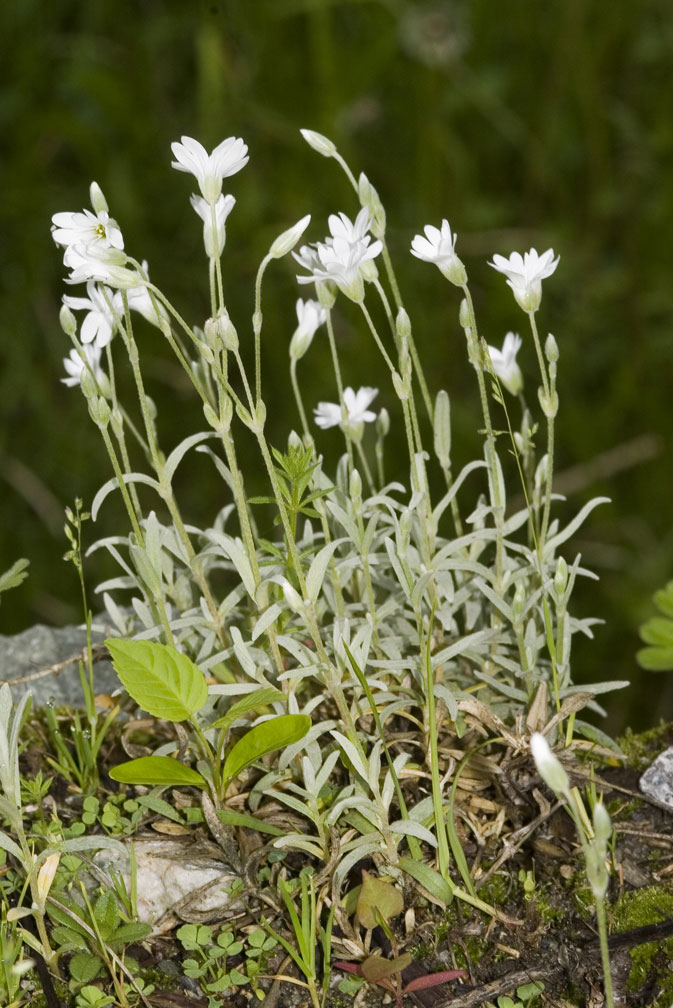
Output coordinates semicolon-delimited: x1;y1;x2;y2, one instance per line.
0;829;23;860
69;951;103;984
361;952;412;983
637;645;673;672
105;639;208;720
639;616;673;647
356;871;403;929
109;756;207;787
221;714;310;785
208;688;286;735
398;857;454;906
109;921;153;945
653;581;673;619
93;890;119;941
0;558;29;597
216;809;286;836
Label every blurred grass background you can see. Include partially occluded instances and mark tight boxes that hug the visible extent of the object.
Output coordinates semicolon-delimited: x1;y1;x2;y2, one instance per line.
2;0;673;731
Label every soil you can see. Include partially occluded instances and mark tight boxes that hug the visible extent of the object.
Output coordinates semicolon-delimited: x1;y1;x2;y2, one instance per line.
19;717;673;1008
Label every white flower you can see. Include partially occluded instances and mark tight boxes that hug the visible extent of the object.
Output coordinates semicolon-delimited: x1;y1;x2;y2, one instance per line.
487;332;523;395
489;248;559;312
190;193;236;258
63;243;140;288
171;135;248;204
51;207;124;256
62;282;123;348
62;342;104;388
290;298;327;360
295;210;382;303
126;263;171;331
314;386;378;433
410;219;467;286
327;208;372;244
530;732;570;795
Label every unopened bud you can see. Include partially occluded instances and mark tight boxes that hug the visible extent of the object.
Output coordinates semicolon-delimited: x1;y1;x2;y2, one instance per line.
357;173;386;238
530;732;570;795
545;333;559;363
36;853;60;907
349;468;362;505
396;307;411;341
300;128;337;157
433;390;451;470
59;304;77;337
554;556;568;598
89;181;108;214
459;298;471;329
269;214;311;259
376;407;390;438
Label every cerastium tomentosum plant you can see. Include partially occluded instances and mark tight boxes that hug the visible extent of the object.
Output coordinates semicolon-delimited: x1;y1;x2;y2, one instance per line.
48;126;628;991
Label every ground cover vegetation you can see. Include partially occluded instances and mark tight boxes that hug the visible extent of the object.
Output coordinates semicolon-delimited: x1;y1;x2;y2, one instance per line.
1;125;673;1008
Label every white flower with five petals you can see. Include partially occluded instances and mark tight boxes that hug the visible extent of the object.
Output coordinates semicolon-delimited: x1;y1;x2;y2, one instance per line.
295;210;382;303
314;386;378;434
62;282;123;348
171;136;248;204
410;219;467;286
51;208;124;257
487;332;523;396
62;342;105;388
489;248;559;312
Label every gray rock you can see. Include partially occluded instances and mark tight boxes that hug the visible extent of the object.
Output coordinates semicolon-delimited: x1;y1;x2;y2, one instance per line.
0;620;120;708
640;745;673;811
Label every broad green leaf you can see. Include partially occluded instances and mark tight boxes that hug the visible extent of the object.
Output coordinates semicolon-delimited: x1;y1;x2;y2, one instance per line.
221;714;310;784
105;639;208;720
654;581;673;619
356;871;403;929
637;645;673;672
361;952;412;983
639;616;673;647
109;921;153;945
93;890;119;941
208;688;286;734
109;756;207;788
69;951;103;984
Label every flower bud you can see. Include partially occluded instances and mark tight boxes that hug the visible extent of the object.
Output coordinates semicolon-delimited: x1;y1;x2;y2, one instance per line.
316;280;337;309
89;396;111;428
459;298;471;330
530;732;570;795
592;801;612;851
554;556;568;598
433;390;451;470
376;407;390;438
545;333;559;363
269;214;311;259
300;128;337;157
349;468;362;506
394;310;410;347
89;181;108;214
59;304;77;337
358;172;386;238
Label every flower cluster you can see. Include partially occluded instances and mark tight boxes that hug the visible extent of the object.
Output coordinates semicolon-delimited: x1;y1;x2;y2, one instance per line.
294;208;382;303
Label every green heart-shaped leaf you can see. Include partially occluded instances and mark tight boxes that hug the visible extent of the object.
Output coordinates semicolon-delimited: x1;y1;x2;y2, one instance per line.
105;639;207;720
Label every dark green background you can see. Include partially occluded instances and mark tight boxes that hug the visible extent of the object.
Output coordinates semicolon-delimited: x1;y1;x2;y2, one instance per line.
2;0;673;731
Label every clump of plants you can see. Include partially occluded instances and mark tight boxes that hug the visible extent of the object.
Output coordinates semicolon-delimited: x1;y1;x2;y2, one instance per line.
0;128;636;1006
